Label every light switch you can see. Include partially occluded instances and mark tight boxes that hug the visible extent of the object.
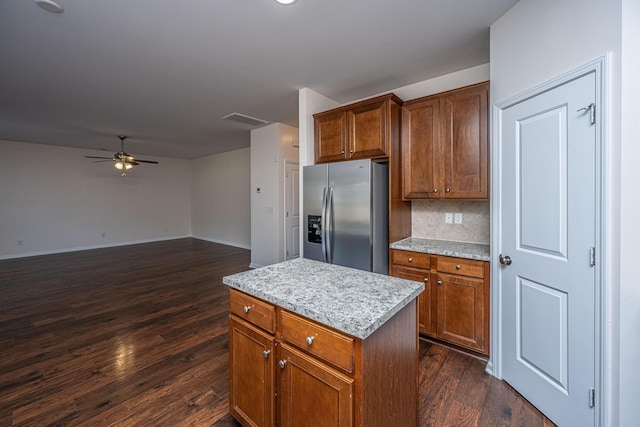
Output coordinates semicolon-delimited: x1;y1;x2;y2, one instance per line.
454;213;462;224
445;213;453;224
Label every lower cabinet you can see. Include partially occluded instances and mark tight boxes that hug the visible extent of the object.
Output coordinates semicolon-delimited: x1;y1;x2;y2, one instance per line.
228;288;418;427
390;249;490;355
229;316;275;427
277;344;354;427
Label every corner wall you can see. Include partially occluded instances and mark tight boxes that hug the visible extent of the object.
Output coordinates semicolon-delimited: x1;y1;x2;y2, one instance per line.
191;148;251;249
250;123;299;268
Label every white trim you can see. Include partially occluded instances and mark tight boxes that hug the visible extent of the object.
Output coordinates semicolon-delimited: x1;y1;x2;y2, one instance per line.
283;159;300;260
490;56;608;426
0;235;192;260
191;235;251;250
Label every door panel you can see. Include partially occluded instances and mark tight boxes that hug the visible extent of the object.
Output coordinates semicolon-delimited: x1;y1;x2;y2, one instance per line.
328;160;372;271
499;72;596;427
303;164;328;262
518;107;568;258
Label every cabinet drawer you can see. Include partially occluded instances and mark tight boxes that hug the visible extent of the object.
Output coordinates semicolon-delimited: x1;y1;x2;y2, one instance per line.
280;310;355;373
390;249;431;269
229;289;276;334
436;256;485;279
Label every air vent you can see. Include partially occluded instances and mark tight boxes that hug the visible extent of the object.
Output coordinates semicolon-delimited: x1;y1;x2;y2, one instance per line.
222;113;269;126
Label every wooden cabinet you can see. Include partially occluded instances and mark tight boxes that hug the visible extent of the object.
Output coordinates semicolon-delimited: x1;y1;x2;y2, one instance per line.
314;94;403;164
228;288;418;427
390;249;490;355
229;316;275;427
277;344;354;427
402;82;489;200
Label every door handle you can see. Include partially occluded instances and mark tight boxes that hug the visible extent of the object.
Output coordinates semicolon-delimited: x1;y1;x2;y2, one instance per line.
499;254;512;265
321;187;328;262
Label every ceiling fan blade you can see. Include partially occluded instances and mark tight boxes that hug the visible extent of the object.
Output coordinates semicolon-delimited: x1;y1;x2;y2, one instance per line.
93;160;113;163
132;159;159;164
85;155;114;160
129;161;140;166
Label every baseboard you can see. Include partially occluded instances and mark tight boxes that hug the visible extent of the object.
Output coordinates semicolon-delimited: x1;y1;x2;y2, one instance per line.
191;235;251;250
0;235;191;260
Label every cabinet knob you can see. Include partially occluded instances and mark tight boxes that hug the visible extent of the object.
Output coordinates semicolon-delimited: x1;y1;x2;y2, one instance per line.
349;149;353;153
263;350;271;358
446;188;450;193
437;280;443;286
424;277;429;283
456;264;461;270
305;336;314;346
341;150;345;154
279;360;287;369
433;188;438;193
408;257;413;263
243;305;250;313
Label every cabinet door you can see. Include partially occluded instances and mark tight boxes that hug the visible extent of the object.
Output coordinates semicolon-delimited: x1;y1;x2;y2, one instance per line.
229;316;275;427
315;111;348;163
435;273;487;353
278;344;354;427
347;99;388;160
401;97;441;199
442;84;488;199
390;265;434;336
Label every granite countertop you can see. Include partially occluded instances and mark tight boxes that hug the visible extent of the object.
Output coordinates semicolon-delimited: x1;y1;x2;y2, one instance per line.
390;237;490;261
222;258;424;340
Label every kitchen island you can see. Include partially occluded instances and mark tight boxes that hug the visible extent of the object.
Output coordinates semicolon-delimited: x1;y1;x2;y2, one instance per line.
223;258;424;427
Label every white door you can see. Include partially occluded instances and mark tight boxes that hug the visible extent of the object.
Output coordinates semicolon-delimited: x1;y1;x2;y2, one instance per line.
285;161;300;260
499;72;597;427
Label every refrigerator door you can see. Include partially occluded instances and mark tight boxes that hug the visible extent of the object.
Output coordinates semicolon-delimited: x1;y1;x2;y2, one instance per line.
328;159;372;271
303;163;328;262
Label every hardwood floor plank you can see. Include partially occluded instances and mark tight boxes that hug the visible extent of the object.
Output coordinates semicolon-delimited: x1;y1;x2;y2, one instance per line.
0;238;553;426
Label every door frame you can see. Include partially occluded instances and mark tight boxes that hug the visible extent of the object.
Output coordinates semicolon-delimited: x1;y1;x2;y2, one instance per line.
284;159;300;260
490;56;609;425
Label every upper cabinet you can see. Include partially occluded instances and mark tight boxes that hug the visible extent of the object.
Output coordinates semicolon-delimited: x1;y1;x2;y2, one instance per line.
314;94;403;164
402;82;489;200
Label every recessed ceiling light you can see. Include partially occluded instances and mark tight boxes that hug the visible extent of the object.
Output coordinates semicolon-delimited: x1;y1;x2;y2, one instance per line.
275;0;297;5
35;0;64;13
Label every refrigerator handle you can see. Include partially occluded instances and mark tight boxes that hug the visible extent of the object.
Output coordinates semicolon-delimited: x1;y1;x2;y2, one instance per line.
326;187;334;264
321;187;328;262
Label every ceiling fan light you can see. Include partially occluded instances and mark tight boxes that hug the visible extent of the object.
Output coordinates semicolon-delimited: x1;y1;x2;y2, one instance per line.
114;161;124;170
125;163;133;170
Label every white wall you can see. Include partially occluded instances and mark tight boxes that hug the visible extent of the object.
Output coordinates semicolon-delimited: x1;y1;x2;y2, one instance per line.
619;1;639;426
0;140;191;258
250;123;299;268
490;0;635;424
191;148;250;249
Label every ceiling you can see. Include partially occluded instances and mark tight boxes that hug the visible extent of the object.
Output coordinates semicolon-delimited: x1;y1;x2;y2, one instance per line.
0;0;517;159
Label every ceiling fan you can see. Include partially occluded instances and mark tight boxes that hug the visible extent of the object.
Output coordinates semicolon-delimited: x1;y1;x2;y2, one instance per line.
85;135;158;176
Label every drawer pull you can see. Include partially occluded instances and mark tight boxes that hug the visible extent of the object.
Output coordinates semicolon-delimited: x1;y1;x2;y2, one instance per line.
433;188;438;193
456;264;461;270
243;305;251;313
306;336;315;346
424;277;429;282
279;360;287;369
437;280;443;286
408;257;413;263
263;350;271;358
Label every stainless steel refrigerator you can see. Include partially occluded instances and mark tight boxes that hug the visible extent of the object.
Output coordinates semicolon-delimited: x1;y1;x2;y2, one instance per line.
303;159;388;274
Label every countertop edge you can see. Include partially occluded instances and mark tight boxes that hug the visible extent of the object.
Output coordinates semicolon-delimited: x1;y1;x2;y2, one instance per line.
390;237;490;262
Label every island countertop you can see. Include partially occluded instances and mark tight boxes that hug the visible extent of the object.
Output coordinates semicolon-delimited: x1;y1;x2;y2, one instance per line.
222;258;424;340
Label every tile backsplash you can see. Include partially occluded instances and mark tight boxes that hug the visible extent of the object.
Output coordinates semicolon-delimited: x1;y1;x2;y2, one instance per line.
411;200;490;244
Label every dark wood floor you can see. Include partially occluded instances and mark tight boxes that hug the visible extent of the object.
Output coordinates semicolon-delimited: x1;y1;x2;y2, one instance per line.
0;238;552;426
